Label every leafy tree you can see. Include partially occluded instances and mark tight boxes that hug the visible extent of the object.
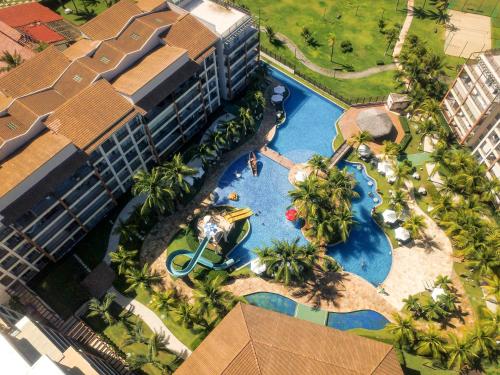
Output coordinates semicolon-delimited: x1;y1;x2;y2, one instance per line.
349;131;373;151
150;288;180;313
238;107;256;135
390;190;407;214
327;33;336;62
445;333;477;371
194;275;241;316
382;141;401;162
467;324;495;359
385;313;418;350
133;168;175;216
252;90;266;114
340;40;353;53
482;274;499;301
87;292;116;325
416;326;445;359
175;300;196;329
109;245;138;275
124;320;148;346
265;25;276;43
403;213;427;240
125;263;162;292
403;295;423;317
307;154;328;176
161;153;198;196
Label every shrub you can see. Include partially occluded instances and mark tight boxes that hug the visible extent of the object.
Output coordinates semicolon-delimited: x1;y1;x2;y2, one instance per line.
340;40;353;53
376;60;385;65
400;134;413;151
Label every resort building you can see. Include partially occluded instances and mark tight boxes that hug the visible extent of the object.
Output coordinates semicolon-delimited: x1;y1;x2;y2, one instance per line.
441;50;500;181
0;304;121;374
0;0;258;296
175;303;403;374
171;0;260;99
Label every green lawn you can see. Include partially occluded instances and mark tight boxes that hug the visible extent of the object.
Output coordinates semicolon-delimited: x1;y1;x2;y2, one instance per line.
85;302;180;375
29;255;90;319
406;0;465;77
42;0;108;25
240;0;406;71
453;262;485;318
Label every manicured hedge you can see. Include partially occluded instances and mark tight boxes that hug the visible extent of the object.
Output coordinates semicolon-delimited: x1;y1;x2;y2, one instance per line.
400;134;413;151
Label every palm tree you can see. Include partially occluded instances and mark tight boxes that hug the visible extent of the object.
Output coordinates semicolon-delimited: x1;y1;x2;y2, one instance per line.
150;288;179;313
289;176;324;218
327;33;336;62
161;154;198;196
334;206;355;242
416;98;442;123
382;141;401;163
384;24;401;56
478;307;499;338
194;275;240;316
349;131;373;151
393;163;412;188
265;25;276;43
0;51;23;72
133;168;175;216
434;275;453;290
390;190;407;214
255;238;318;285
437;292;458;313
416;118;439;139
403;213;427;240
175;300;196;329
468;324;495;358
124;320;148;346
430;193;453;218
423;299;448;321
482;274;499;301
252;91;266;114
87;293;116;325
416;326;445;359
238;107;256;135
385;313;417;350
465;247;499;277
445;333;477;371
114;219;141;244
196;142;218;167
403;295;423;317
307;154;328;176
125;263;162;292
220;120;242;145
109;245;138;275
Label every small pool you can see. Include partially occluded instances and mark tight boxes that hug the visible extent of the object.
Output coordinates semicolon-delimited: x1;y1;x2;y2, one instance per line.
327;310;389;331
245;292;297;316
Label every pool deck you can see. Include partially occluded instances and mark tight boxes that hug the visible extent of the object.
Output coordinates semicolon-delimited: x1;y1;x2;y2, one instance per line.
259;146;294;169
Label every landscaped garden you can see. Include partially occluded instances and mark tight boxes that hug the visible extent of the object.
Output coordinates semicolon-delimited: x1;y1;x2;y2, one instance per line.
42;0;109;25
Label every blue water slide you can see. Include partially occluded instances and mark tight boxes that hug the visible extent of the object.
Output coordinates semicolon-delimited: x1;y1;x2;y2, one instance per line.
165;236;235;277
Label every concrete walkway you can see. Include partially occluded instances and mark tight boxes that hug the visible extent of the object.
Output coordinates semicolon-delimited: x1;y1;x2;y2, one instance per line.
259;146;294;169
104;194;146;264
393;0;415;59
109;287;191;359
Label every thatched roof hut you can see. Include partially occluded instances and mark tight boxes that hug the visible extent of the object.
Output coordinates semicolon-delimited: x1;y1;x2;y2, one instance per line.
356;108;394;140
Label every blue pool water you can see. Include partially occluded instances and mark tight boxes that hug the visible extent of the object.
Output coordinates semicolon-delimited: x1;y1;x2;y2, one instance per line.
245;292;297;317
327;310;389;331
214;66;392;285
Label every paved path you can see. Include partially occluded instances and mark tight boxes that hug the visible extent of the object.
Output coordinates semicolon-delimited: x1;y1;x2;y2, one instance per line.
109;287;191;359
259;146;294;169
393;0;415;59
104;194;146;264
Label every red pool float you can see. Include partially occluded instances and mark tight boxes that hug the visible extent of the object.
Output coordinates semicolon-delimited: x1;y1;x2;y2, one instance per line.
285;208;298;221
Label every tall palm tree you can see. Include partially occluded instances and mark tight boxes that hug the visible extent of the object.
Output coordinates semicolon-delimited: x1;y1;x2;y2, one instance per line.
416;98;442;123
114;219;141;244
238;107;256;135
416;326;445;359
478;307;499;338
423;299;448;321
382;141;401;163
87;293;116;325
197;142;218;167
252;91;266;114
255;238;318;285
385;313;417;350
349;131;373;151
430;193;453;218
133;168;175;216
403;213;427;240
445;333;477;371
161;154;198;196
194;275;240;316
220;120;242;144
334;205;355;242
175;300;196;329
403;295;423;317
124;320;148;346
0;51;23;72
150;288;180;313
393;163;412;188
390;190;407;214
265;25;276;43
482;274;499;301
125;263;162;292
307;154;328;176
465;247;499;277
289;176;324;218
468;324;495;358
109;245;138;275
434;275;453;290
437;292;457;313
327;33;336;62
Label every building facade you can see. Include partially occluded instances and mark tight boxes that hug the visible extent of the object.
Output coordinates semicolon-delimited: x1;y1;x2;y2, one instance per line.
441;50;500;181
0;0;258;294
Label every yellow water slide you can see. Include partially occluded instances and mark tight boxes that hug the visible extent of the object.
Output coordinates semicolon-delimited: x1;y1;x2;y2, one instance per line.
224;208;253;223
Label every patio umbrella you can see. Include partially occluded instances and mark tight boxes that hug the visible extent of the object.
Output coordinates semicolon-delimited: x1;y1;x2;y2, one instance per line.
250;259;267;275
274;85;286;94
271;94;284;103
395;227;410;242
285;208;298;221
382;209;398;224
295;170;307;182
431;287;446;301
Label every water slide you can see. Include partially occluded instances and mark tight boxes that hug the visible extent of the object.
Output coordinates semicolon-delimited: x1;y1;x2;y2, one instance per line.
224;208;253;224
165;236;235;277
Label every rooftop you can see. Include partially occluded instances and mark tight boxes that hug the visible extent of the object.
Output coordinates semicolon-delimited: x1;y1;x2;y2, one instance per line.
183;0;248;35
175;303;402;375
0;3;62;28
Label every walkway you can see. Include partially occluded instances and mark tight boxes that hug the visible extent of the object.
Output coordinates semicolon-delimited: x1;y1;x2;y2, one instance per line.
259;146;294;169
329;142;352;167
109;287;191;359
104;194;146;264
393;0;415;59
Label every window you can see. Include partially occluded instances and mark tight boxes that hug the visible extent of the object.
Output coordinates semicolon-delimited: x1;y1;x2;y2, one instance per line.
6;122;17;130
100;56;111;64
130;33;141;40
73;74;83;83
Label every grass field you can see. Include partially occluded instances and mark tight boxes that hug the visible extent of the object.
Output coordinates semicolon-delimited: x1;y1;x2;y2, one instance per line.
42;0;108;25
448;0;500;48
239;0;406;71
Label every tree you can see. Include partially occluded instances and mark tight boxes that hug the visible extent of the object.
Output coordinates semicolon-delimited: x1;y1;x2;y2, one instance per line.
0;51;23;72
382;141;400;163
434;275;452;290
393;163;412;188
238;107;256;135
252;91;266;114
465;247;499;277
403;213;427;240
349;131;373;151
478;307;499;338
307;154;328;176
445;333;477;371
87;293;116;325
416;98;442;123
114;219;141;244
385;313;417;350
220;120;242;145
194;275;240;316
467;324;495;359
133;168;175;216
334;205;355;242
384;24;401;56
289;176;324;219
150;288;179;314
423;299;448;321
403;295;423;317
197;142;218;167
482;274;499;301
265;25;276;43
390;190;408;214
416;326;445;359
125;263;162;292
124;320;148;346
255;238;318;285
175;300;196;328
109;245;138;275
161;153;198;196
327;33;336;62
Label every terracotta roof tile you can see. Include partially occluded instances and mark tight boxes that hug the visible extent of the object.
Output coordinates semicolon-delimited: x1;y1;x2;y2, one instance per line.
163;13;218;60
175;304;403;375
135;0;168;12
22;24;65;43
0;3;61;28
107;16;156;53
79;0;143;40
53;60;99;99
79;41;125;73
17;90;66;117
0;46;71;98
136;10;180;29
62;39;100;61
45;79;135;152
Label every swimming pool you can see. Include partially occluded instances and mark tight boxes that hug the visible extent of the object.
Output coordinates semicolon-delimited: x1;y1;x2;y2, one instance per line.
214;66;392;285
245;292;297;317
327;310;389;331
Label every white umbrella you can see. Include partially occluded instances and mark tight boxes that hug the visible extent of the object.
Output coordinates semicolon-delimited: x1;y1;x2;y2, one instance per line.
271;94;284;103
274;85;286;94
431;287;446;301
382;209;398;224
395;227;410;242
250;259;267;275
295;170;307;182
377;161;388;175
